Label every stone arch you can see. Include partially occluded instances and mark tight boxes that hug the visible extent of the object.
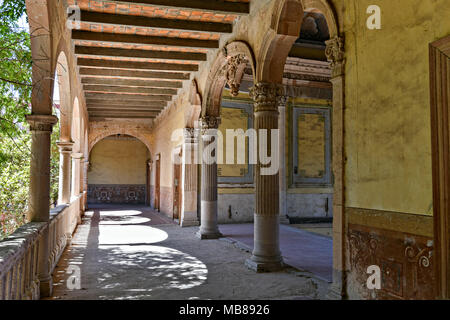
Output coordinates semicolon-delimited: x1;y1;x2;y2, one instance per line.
257;0;339;82
302;0;338;38
89;130;152;156
55;51;72;141
185;79;202;128
202;41;256;117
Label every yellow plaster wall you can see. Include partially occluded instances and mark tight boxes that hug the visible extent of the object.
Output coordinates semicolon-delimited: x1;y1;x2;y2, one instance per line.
340;0;450;215
88;138;149;185
152;99;185;188
287;97;331;189
218;105;250;177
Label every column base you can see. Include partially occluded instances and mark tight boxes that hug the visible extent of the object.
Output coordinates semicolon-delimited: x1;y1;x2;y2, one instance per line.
280;215;290;225
326;270;346;300
39;277;53;298
196;231;223;239
180;211;200;227
245;258;285;273
181;220;200;227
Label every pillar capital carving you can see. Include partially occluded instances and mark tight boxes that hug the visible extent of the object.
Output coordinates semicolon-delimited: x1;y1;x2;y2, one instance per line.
200;116;221;133
249;82;284;112
225;54;248;97
56;141;74;153
325;36;345;78
277;95;288;109
26;114;58;132
71;152;84;160
183;127;200;142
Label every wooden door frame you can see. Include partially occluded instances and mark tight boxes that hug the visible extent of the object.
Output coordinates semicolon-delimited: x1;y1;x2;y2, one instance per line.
430;35;450;299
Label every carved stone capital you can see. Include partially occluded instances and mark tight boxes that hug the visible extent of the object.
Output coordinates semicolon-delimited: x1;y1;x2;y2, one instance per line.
200;116;221;132
26;114;58;132
225;54;248;97
56;141;74;153
325;36;345;78
277;95;288;109
183;127;200;142
249;82;284;112
71;152;84;160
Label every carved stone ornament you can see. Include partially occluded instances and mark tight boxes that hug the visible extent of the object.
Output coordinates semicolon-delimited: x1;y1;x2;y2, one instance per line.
200;116;221;133
277;95;288;108
325;36;345;77
183;127;200;142
249;82;284;112
56;141;74;153
26;114;58;132
225;54;248;97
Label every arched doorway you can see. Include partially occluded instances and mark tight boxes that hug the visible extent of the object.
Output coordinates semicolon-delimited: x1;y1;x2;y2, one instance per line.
87;134;151;205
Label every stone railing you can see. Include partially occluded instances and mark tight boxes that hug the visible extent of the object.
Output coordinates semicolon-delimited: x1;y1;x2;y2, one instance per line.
0;195;83;300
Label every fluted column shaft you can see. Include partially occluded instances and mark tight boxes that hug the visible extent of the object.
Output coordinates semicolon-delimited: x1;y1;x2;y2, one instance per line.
26;114;58;298
325;36;347;299
278;96;290;224
82;160;89;209
246;82;284;272
197;116;222;239
71;152;83;199
57;141;73;204
181;128;200;227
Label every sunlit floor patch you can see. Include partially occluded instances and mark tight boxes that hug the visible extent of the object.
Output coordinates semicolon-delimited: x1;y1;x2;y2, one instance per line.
98;225;168;245
97;245;208;294
85;210;143;217
98;216;151;225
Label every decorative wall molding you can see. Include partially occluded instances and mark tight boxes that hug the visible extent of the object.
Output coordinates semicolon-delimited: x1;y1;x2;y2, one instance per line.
347;223;435;300
87;184;146;204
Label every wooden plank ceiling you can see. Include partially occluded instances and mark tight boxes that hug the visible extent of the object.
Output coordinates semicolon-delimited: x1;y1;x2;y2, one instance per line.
67;0;250;120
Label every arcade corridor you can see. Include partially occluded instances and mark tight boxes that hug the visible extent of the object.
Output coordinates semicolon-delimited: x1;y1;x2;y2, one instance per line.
47;205;329;300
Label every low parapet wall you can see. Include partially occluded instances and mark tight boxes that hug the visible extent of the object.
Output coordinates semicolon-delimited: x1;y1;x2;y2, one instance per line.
0;195;83;300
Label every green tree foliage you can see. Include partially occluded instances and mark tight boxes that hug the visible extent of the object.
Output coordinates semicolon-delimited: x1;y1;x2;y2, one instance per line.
0;0;60;240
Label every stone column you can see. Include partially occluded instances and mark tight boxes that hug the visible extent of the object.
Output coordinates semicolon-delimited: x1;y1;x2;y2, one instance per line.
324;36;347;299
25;114;58;297
278;95;290;225
181;128;200;227
146;160;152;206
57;141;73;205
71;152;83;200
196;116;222;239
246;82;284;272
82;159;89;210
71;152;83;224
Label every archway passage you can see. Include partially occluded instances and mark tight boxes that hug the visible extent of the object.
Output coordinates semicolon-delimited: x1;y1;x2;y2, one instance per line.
88;134;151;204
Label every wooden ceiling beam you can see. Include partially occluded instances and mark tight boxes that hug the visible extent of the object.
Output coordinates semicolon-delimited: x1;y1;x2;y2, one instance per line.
109;0;249;14
84;84;178;95
86;100;166;108
79;67;190;80
75;46;207;61
85;92;172;102
81;77;182;88
72;30;218;49
77;58;198;71
79;10;232;34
